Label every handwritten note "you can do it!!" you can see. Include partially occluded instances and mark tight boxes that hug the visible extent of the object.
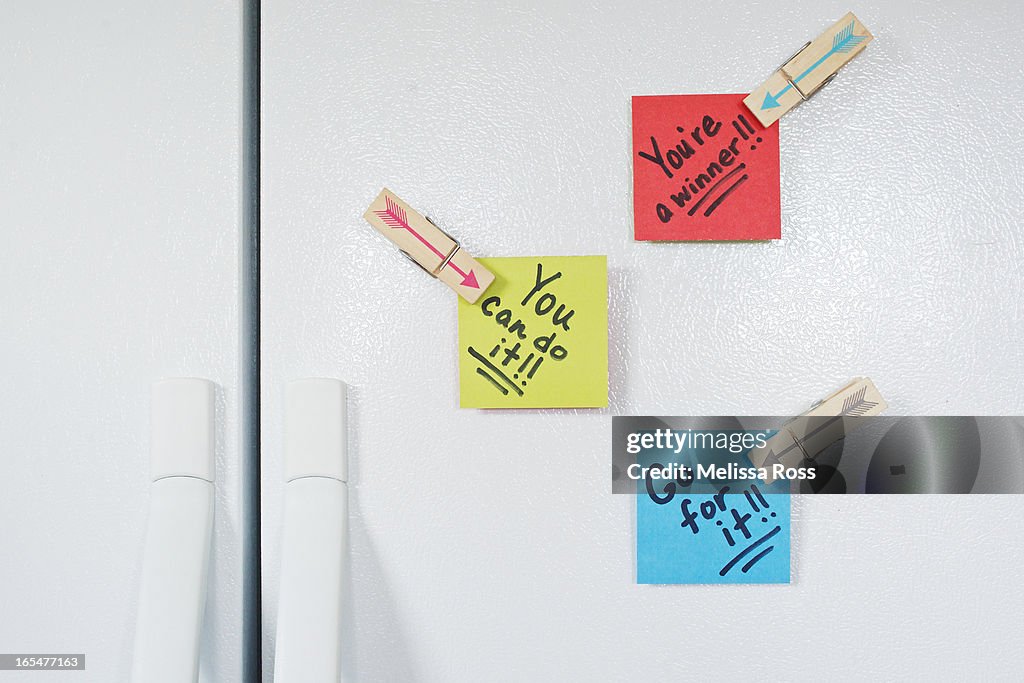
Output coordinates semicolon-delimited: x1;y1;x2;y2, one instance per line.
632;94;780;241
458;256;608;409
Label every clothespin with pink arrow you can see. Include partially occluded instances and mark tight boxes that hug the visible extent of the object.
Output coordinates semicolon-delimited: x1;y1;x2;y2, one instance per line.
363;188;495;303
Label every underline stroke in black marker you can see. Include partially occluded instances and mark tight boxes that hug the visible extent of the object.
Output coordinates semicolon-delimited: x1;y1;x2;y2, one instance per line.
686;164;747;217
475;368;509;395
468;346;525;396
741;546;775;573
719;525;782;576
703;175;749;217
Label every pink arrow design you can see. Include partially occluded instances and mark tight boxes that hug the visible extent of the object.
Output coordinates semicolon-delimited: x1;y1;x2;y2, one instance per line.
375;195;480;288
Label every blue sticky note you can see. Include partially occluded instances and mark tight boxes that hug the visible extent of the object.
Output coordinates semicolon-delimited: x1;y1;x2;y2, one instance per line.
633;428;791;584
637;490;791;584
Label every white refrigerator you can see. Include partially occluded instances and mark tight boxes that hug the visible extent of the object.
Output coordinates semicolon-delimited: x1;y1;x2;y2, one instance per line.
258;1;1024;681
3;1;1024;681
1;2;248;681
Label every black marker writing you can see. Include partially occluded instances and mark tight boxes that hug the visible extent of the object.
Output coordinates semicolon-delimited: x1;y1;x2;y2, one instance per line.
521;263;575;332
473;262;580;397
640;113;760;223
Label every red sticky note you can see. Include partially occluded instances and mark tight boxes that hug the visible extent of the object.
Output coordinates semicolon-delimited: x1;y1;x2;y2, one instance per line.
632;94;780;241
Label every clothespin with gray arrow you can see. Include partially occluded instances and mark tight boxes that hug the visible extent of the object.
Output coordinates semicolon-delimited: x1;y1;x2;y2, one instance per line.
747;378;888;483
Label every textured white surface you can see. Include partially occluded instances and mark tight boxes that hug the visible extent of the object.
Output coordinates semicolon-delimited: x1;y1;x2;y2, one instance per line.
0;2;243;681
260;0;1024;680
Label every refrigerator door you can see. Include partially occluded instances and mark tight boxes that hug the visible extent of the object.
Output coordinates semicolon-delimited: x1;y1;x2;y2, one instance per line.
0;2;244;680
259;1;1024;680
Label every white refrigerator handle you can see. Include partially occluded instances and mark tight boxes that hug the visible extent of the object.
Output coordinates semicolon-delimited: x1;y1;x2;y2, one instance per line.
132;379;216;683
275;379;349;683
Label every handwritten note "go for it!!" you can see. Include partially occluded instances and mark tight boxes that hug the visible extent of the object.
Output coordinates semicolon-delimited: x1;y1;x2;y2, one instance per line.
458;256;608;409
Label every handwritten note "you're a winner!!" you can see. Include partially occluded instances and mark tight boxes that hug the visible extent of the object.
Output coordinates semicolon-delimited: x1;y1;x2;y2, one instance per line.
632;94;780;241
458;256;608;409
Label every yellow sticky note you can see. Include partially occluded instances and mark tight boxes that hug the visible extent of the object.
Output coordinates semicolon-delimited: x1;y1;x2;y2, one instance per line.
458;256;608;409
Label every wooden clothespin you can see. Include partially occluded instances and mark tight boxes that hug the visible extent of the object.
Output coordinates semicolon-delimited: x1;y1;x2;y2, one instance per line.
744;12;873;127
747;378;887;481
363;188;495;304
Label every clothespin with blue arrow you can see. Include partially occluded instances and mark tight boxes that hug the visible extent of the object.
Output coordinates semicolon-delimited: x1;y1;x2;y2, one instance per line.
743;12;873;127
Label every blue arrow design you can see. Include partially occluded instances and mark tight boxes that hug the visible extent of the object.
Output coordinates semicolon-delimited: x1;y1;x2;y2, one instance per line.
761;20;867;110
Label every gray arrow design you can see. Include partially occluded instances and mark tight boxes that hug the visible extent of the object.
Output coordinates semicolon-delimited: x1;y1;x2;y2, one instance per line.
764;388;878;464
761;448;783;469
